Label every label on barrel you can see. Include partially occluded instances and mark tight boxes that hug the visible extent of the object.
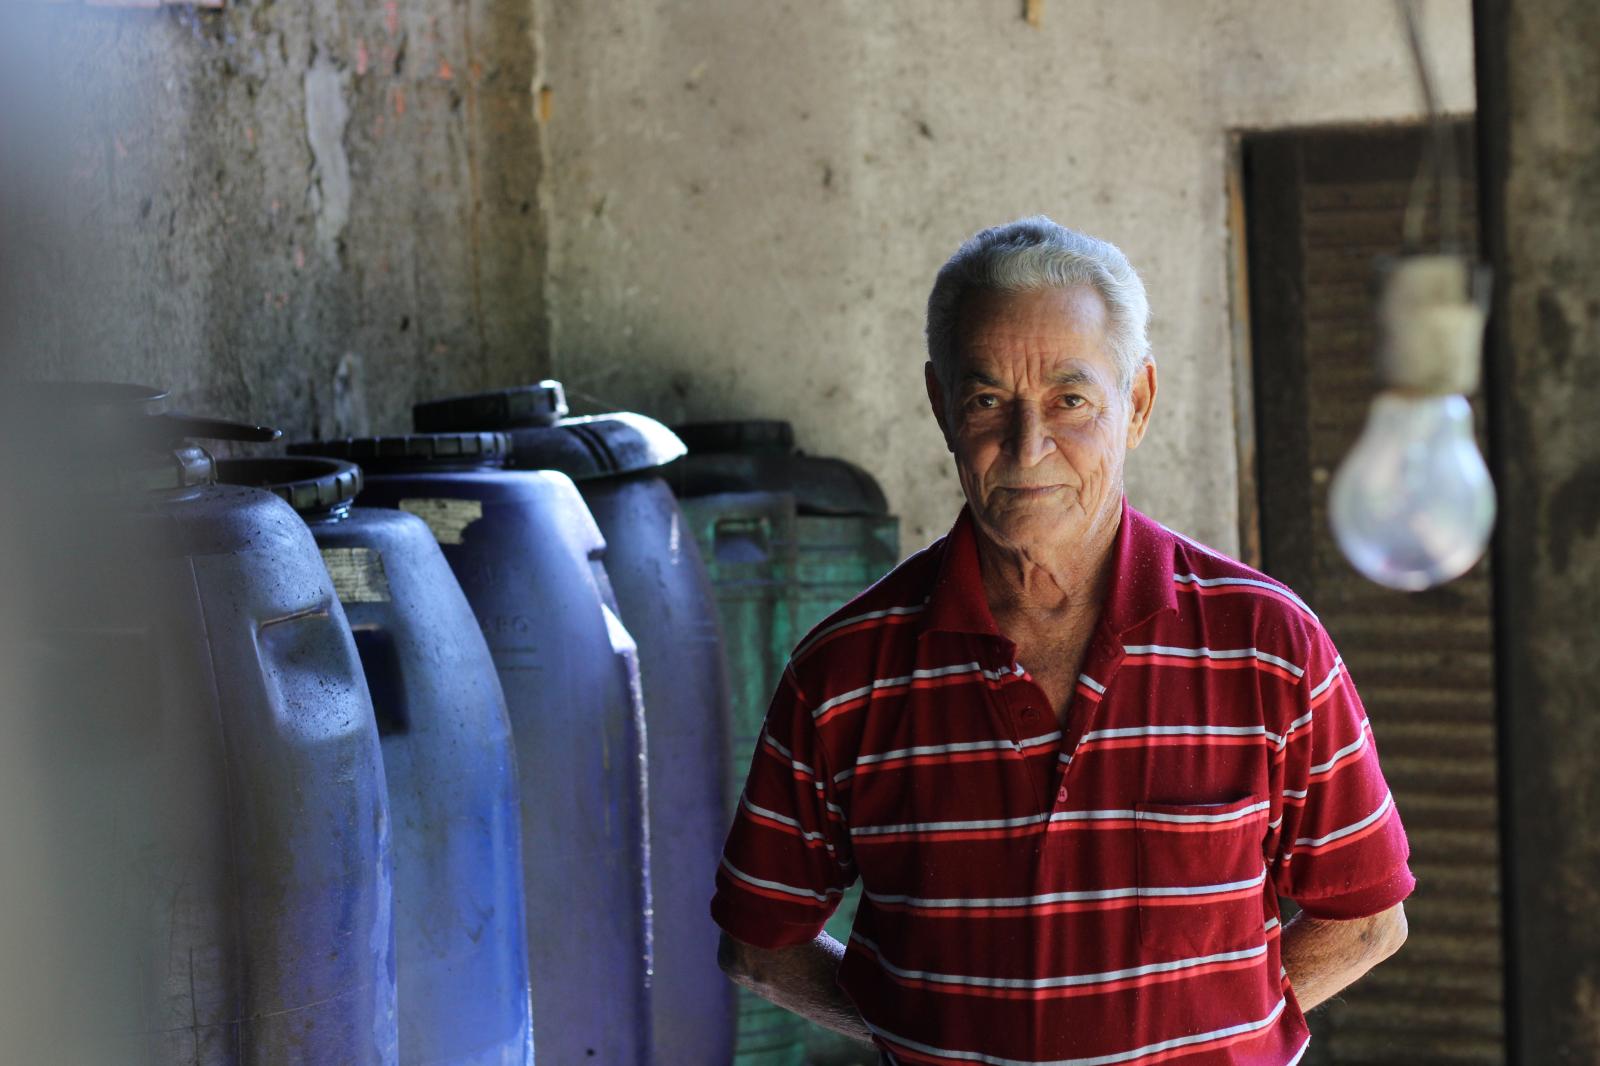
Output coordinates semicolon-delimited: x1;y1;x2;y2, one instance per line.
399;497;483;545
321;547;393;603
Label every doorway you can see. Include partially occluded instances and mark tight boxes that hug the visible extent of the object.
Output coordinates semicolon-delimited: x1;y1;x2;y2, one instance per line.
1237;122;1503;1066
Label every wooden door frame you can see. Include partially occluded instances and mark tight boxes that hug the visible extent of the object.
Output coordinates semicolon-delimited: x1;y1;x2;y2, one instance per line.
1224;117;1473;576
1224;131;1262;571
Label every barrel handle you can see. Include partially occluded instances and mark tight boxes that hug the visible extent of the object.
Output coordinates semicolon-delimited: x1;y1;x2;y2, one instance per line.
349;624;409;736
712;516;771;563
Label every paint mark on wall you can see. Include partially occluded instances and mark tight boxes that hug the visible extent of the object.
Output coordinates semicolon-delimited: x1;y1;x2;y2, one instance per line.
304;57;352;263
332;351;369;437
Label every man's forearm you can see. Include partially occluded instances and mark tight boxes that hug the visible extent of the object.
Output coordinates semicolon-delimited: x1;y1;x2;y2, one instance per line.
1281;901;1408;1012
718;931;875;1046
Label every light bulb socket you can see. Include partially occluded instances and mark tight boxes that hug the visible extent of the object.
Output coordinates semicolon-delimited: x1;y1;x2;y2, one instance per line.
1375;254;1491;395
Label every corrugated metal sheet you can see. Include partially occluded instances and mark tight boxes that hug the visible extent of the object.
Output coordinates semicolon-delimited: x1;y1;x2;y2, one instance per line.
1245;123;1504;1066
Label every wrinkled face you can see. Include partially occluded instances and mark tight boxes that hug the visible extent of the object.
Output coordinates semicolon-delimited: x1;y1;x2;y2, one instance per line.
927;286;1156;556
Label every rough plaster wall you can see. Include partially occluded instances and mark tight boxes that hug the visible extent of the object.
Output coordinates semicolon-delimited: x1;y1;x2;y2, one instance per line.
1484;0;1600;1059
0;0;545;441
543;0;1475;556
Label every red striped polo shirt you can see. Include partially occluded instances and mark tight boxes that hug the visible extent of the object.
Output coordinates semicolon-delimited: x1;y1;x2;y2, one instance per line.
711;498;1414;1066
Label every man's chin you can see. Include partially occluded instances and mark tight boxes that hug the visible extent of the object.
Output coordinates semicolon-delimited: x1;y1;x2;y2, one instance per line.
979;499;1085;545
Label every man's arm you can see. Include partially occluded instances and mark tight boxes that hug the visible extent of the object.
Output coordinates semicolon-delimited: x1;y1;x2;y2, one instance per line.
1281;900;1408;1011
719;930;875;1046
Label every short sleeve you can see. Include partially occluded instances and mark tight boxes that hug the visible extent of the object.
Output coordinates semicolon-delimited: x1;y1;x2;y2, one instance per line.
711;663;857;949
1268;626;1416;920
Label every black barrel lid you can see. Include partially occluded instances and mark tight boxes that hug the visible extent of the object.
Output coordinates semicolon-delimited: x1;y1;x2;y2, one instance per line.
665;418;888;516
214;456;363;517
7;381;281;447
673;420;794;453
666;451;888;516
412;381;683;481
2;381;284;495
15;381;173;419
288;431;509;471
158;413;281;444
489;413;685;481
414;381;569;432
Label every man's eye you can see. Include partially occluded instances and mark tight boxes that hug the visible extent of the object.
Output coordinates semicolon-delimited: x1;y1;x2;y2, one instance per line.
971;394;999;409
1061;395;1086;409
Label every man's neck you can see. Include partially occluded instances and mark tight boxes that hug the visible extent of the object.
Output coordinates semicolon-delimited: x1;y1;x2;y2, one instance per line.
974;502;1122;622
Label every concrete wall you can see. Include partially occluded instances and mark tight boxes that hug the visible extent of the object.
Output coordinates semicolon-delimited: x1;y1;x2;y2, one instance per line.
1477;0;1600;1059
0;0;546;441
543;0;1476;555
1;1;1475;553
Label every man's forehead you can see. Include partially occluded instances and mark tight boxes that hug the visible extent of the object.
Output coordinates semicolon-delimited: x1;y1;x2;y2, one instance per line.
951;304;1116;388
957;284;1110;331
950;287;1115;375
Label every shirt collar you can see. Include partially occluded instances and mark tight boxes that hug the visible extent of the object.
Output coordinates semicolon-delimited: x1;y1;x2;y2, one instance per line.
918;496;1179;644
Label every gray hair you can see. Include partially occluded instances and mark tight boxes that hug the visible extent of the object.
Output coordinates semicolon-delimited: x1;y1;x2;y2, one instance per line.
925;215;1152;392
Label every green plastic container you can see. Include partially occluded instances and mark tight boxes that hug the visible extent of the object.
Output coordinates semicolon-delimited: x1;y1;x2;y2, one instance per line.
670;422;898;1066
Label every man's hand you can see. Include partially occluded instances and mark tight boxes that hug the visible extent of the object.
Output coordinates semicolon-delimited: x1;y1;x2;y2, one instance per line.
1281;900;1408;1011
718;931;876;1047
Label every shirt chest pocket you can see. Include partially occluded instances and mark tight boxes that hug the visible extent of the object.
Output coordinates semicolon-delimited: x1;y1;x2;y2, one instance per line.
1134;795;1269;958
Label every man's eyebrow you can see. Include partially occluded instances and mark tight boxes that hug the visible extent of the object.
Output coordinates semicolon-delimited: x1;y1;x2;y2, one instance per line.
955;367;1098;389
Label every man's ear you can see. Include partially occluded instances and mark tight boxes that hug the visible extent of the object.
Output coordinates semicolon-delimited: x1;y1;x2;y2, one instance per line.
1126;358;1158;450
925;361;954;453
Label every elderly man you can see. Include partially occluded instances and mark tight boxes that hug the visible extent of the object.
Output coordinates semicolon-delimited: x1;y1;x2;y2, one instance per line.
712;217;1412;1065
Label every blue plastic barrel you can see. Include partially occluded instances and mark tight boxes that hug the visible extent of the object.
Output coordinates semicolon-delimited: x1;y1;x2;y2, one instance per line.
289;431;653;1066
414;384;736;1065
9;384;397;1064
217;456;534;1066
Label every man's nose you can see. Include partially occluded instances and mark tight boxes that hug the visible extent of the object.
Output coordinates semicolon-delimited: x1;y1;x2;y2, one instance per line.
1006;402;1056;466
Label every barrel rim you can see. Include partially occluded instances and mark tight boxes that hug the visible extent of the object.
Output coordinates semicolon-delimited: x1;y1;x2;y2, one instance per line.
413;381;569;431
215;455;364;515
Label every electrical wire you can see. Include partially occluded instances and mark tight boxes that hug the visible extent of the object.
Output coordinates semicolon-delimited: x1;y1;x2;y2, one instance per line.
1398;0;1462;254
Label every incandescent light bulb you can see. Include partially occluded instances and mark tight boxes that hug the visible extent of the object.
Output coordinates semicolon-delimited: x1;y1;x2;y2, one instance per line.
1327;254;1496;591
1329;392;1495;591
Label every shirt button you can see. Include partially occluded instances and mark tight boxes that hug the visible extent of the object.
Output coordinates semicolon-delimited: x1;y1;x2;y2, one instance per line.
1022;707;1039;720
1056;787;1069;803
